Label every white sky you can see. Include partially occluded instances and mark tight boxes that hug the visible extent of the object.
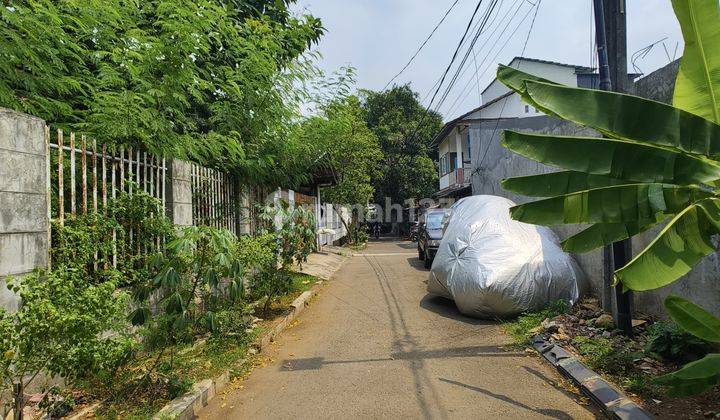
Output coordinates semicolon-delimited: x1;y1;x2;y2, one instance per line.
294;0;683;122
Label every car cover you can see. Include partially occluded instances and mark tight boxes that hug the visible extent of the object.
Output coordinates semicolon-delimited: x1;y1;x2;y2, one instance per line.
427;195;584;318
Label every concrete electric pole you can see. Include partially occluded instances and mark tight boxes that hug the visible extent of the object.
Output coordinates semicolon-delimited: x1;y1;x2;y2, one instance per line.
593;0;634;336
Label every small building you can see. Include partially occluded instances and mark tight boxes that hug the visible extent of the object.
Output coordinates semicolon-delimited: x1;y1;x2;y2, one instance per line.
432;57;637;200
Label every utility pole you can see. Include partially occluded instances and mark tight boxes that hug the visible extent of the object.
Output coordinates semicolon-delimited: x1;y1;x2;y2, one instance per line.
594;0;633;336
594;0;634;336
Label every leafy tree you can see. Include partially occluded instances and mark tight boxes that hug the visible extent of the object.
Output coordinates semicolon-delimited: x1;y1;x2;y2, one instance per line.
0;0;324;185
361;85;443;206
497;0;720;396
1;269;132;419
293;95;383;243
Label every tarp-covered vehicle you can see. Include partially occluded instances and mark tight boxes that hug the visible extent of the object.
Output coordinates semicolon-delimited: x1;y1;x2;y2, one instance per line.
427;195;585;318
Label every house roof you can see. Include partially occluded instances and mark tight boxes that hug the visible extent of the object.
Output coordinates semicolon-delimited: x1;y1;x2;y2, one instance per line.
430;91;513;146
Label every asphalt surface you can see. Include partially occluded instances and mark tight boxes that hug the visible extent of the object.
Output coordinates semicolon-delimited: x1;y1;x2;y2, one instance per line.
199;240;598;419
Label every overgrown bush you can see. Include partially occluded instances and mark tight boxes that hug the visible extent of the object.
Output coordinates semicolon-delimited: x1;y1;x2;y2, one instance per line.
646;321;709;364
0;269;134;416
50;190;174;287
130;226;245;349
257;201;316;269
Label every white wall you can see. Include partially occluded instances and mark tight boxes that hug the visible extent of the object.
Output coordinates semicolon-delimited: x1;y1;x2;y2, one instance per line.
483;58;579;102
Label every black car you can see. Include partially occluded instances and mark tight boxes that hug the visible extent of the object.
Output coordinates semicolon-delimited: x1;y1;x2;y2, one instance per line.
417;209;448;269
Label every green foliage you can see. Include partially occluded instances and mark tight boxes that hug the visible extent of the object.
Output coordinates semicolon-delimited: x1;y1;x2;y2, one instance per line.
504;300;569;344
258;201;316;269
51;189;175;287
236;233;277;273
361;85;443;205
646;321;709;363
292;95;382;244
572;336;638;376
130;226;244;347
656;296;720;396
254;202;316;315
0;268;134;412
497;0;720;292
0;0;327;184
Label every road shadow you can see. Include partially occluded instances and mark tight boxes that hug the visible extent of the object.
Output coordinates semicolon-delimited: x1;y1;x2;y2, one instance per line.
394;242;417;250
279;345;527;371
438;378;576;420
406;257;426;272
419;294;493;326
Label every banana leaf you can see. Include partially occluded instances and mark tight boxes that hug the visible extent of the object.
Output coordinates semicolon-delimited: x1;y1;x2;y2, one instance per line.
501;130;720;185
496;65;720;157
496;64;557;111
524;80;720;157
655;353;720;397
671;0;720;123
616;198;720;291
508;184;708;227
561;219;664;254
502;171;624;197
664;295;720;342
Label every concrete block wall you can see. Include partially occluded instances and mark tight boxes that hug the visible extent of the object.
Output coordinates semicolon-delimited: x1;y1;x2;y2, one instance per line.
166;159;193;227
0;108;49;312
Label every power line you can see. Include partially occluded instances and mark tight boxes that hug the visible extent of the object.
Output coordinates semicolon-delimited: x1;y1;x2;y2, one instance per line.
382;0;463;92
400;0;489;148
444;1;534;117
442;0;530;116
426;0;487;113
433;0;503;112
473;0;542;174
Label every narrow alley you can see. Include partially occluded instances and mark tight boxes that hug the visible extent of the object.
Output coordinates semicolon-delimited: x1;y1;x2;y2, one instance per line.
199;240;598;419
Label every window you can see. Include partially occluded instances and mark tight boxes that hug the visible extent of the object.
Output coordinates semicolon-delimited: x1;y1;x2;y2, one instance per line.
525;105;529;113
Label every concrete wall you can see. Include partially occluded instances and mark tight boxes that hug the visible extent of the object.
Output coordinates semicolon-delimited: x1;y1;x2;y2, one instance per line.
468;60;720;318
0;108;49;312
165;159;193;227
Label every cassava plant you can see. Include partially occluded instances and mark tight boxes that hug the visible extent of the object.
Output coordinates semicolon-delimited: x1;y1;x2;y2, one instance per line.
129;226;244;350
497;0;720;396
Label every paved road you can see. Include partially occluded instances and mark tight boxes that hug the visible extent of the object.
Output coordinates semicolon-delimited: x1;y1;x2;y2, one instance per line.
200;240;598;419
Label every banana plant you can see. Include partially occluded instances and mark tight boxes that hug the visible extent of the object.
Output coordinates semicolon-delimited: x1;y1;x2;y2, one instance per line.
656;296;720;396
498;0;720;292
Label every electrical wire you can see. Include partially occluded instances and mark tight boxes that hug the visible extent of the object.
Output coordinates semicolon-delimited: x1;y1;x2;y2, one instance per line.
443;0;531;116
473;0;542;175
382;0;463;92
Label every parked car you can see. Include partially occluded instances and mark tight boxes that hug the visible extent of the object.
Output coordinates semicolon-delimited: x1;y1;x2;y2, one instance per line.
417;209;449;269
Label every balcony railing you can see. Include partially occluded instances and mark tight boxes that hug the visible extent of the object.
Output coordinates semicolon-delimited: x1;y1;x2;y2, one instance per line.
439;166;471;190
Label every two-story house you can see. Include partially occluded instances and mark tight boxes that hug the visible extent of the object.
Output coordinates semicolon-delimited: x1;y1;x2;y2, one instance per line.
432;56;637;200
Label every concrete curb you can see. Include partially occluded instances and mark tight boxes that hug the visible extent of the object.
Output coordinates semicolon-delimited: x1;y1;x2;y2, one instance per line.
152;286;321;420
532;336;653;420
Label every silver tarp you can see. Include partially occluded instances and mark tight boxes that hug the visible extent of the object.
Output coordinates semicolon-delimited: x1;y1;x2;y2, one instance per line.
427;195;584;318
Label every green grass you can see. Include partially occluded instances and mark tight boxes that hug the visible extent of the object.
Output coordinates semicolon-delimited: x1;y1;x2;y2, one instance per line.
504;300;570;344
290;272;319;292
91;330;258;419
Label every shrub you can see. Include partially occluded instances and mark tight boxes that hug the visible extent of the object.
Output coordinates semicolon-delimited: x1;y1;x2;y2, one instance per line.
647;321;710;363
0;268;133;415
129;226;245;349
